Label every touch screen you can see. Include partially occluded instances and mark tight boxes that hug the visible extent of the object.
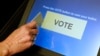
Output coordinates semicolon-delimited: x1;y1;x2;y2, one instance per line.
27;0;100;56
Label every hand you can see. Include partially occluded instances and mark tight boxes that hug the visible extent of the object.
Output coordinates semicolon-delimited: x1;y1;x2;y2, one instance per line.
1;21;38;56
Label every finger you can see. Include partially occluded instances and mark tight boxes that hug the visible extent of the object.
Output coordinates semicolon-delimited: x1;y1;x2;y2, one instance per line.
30;29;38;35
27;21;37;29
30;34;36;40
31;35;36;41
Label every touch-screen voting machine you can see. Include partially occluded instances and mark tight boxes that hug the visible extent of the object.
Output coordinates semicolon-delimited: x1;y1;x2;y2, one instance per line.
19;0;100;56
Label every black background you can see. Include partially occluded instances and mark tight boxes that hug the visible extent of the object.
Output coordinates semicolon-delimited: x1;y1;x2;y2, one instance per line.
0;0;24;29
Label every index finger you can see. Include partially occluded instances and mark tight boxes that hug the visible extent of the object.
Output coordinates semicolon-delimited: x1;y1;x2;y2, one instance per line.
27;21;37;29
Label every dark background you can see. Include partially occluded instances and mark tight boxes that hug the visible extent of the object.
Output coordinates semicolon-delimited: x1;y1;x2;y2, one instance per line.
0;0;24;29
